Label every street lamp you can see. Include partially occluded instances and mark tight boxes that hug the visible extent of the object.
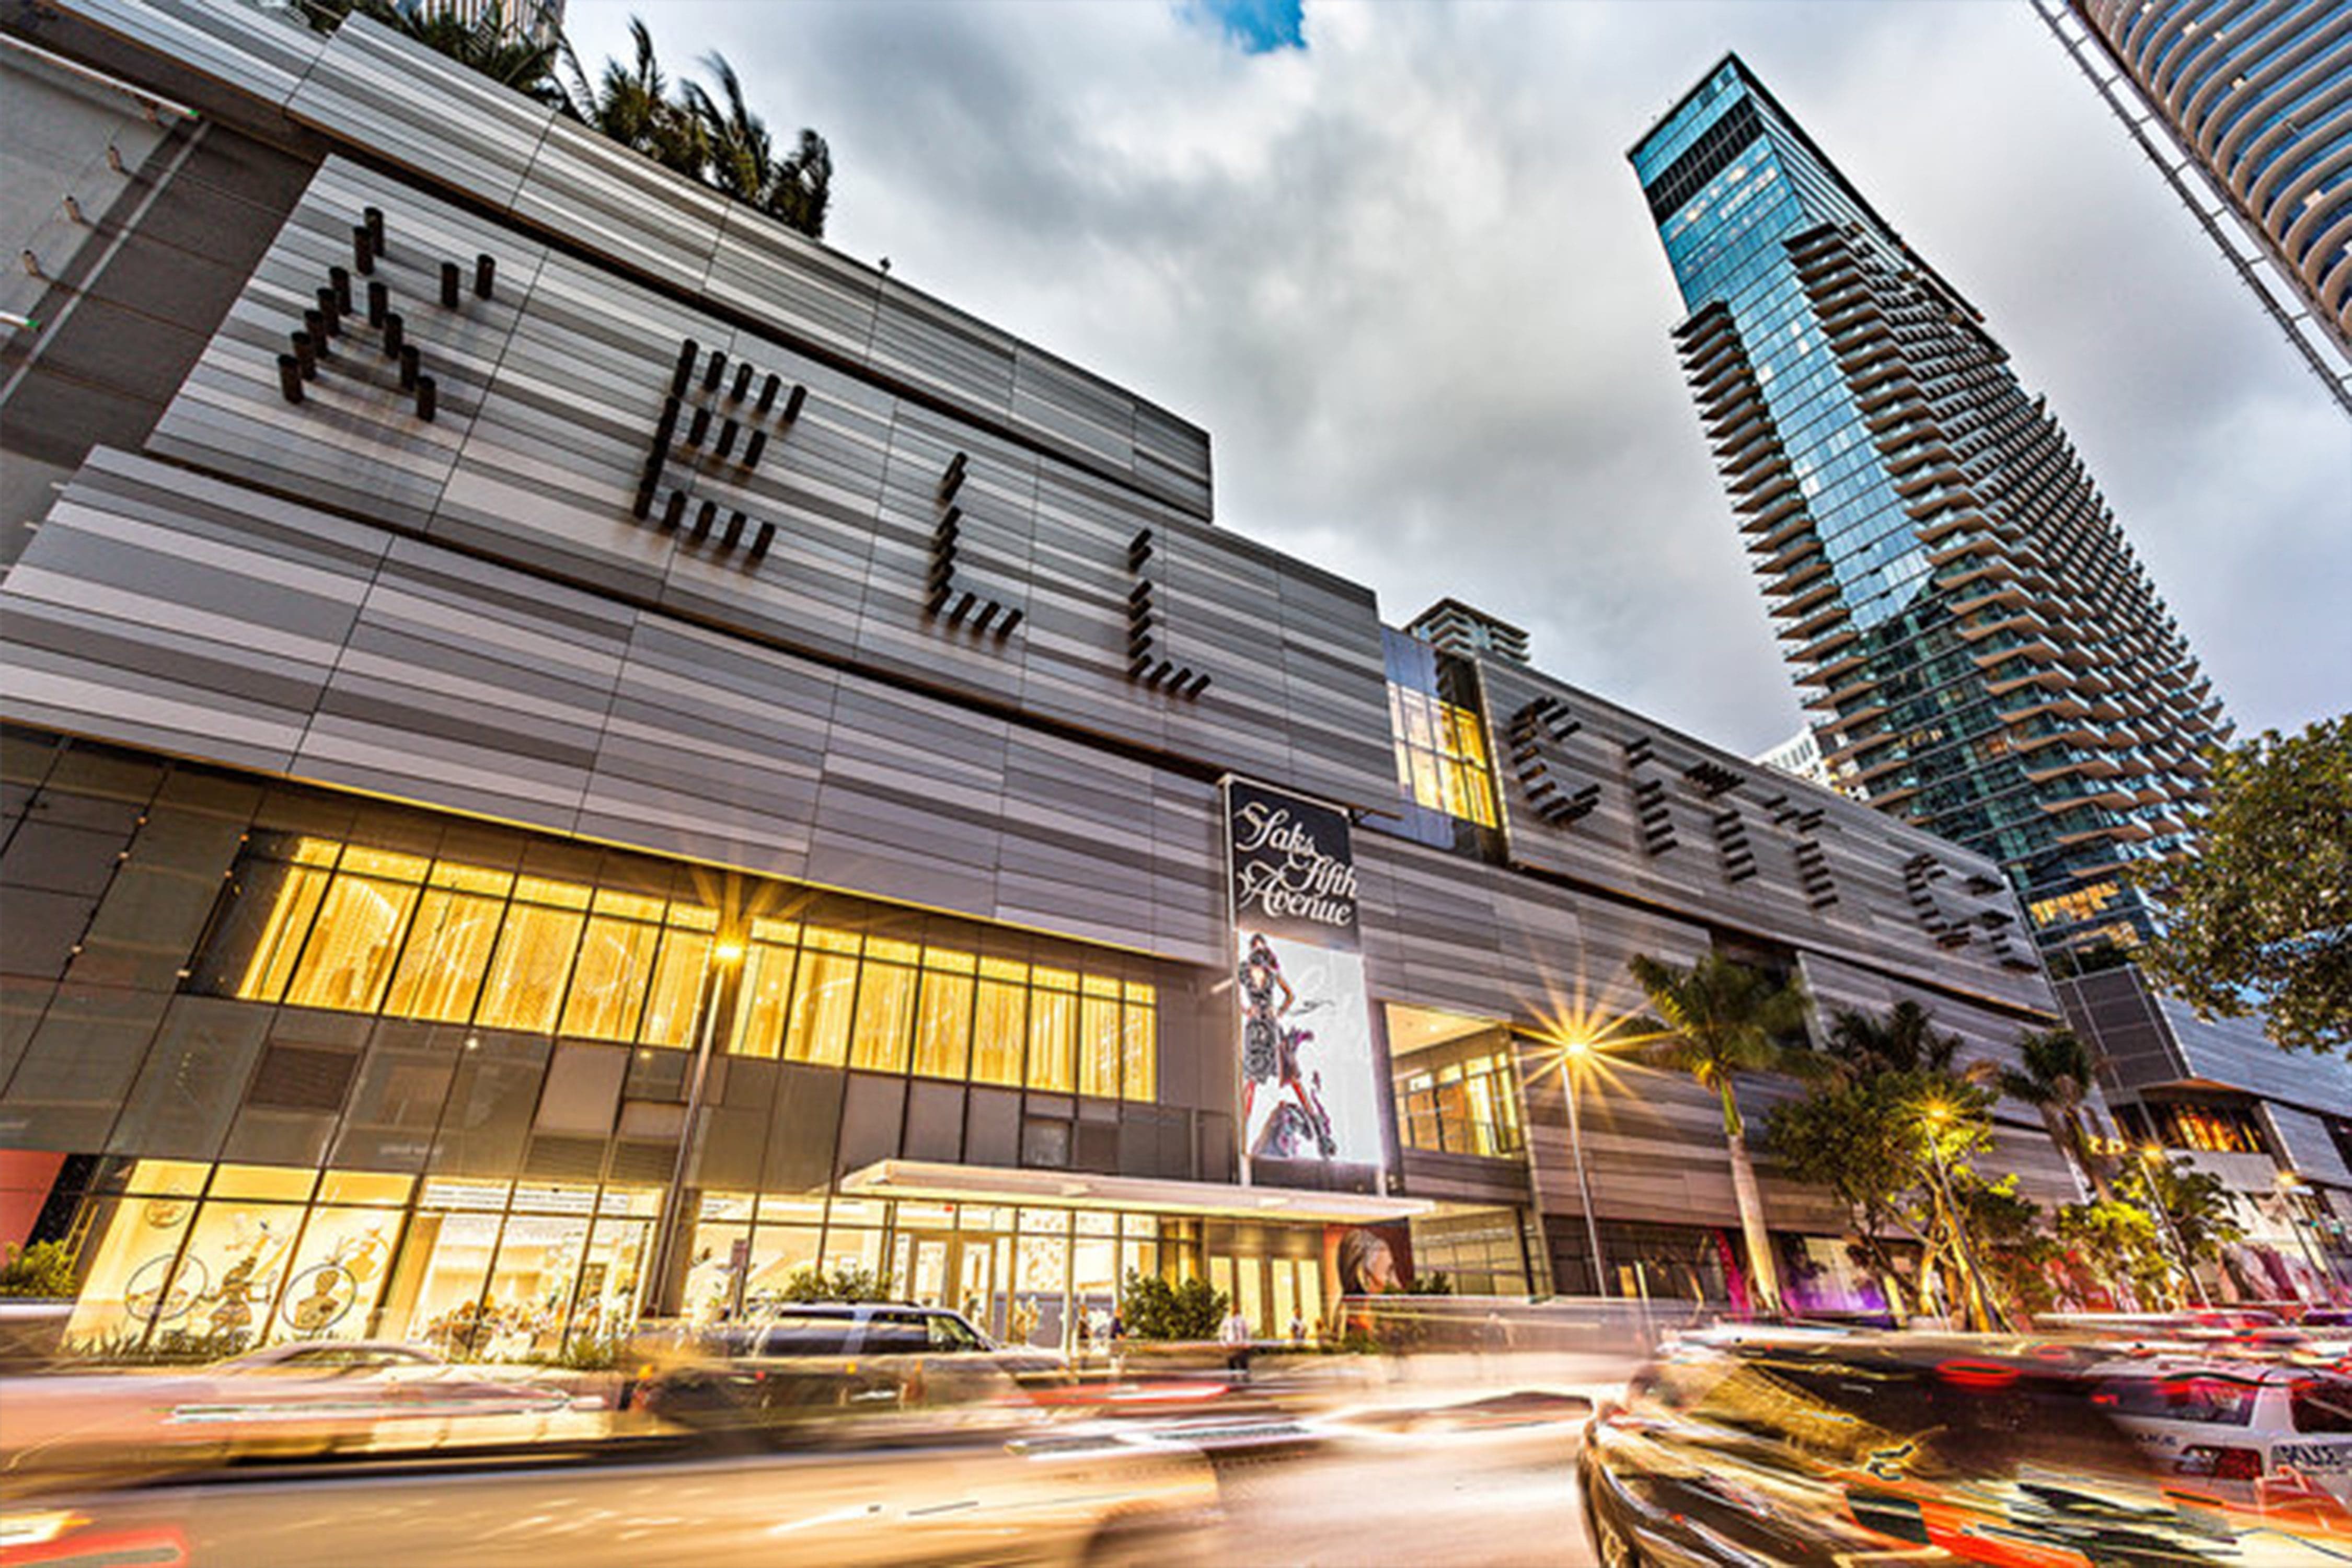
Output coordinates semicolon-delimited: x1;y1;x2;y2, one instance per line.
2139;1146;2210;1309
648;936;746;1318
1559;1034;1610;1298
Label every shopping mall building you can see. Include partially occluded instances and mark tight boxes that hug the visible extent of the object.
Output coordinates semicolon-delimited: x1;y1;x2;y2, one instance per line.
0;2;2131;1358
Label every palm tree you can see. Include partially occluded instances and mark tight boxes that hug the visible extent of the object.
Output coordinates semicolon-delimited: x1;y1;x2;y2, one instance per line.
1824;999;1981;1081
1629;953;1816;1316
2001;1027;2112;1201
560;18;706;177
683;55;832;240
353;1;568;106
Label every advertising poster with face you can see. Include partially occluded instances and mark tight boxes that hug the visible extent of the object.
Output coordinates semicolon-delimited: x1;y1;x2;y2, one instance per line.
1226;779;1390;1190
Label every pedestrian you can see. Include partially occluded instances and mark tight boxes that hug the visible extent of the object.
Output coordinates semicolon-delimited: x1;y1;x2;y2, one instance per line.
1287;1307;1307;1347
1108;1310;1128;1378
1220;1304;1253;1377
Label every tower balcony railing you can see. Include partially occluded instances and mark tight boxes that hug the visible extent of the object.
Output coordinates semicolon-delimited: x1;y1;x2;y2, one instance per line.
1742;491;1811;541
1793;624;1861;664
1769;578;1843;621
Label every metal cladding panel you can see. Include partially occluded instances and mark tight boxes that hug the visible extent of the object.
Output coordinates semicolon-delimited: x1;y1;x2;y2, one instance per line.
510;111;729;290
0;449;387;772
0;451;1235;967
138;156;1396;817
286;14;554;210
47;0;1212;518
1478;658;2052;1018
59;0;324;107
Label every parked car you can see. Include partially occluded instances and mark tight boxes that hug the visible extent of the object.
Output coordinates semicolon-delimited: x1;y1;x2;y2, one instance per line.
630;1304;1066;1443
0;1340;596;1484
1579;1331;2351;1565
2094;1355;2352;1501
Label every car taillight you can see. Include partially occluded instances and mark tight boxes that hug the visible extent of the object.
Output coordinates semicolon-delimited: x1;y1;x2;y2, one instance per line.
2177;1445;2264;1482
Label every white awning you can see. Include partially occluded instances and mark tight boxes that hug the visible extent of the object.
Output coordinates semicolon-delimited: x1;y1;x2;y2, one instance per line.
838;1159;1433;1225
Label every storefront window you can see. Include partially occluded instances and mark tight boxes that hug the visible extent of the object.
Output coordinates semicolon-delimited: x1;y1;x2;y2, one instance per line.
270;1203;399;1340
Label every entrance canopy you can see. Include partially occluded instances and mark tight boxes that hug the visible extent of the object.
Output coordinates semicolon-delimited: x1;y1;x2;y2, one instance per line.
839;1160;1433;1226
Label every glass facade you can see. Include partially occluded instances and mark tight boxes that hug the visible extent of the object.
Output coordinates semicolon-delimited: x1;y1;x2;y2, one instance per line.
197;836;1156;1102
1375;627;1502;854
65;1158;658;1357
1631;55;2229;959
209;835;718;1047
66;1156;1340;1356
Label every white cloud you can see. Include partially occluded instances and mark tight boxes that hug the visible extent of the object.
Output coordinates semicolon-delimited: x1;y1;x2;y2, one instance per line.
567;0;2351;751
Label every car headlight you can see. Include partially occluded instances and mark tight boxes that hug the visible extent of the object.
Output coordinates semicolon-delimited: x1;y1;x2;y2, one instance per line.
0;1510;90;1548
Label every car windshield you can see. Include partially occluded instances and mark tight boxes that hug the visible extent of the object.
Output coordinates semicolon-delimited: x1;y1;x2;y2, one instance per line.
927;1314;987;1352
2096;1372;2262;1426
1664;1348;2153;1483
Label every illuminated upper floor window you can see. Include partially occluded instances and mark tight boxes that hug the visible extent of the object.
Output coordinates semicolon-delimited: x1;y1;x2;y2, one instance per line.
1390;684;1498;828
194;834;1156;1099
1398;1050;1524;1159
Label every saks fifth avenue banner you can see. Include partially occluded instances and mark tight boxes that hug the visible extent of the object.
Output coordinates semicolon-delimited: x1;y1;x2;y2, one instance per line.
1225;779;1386;1183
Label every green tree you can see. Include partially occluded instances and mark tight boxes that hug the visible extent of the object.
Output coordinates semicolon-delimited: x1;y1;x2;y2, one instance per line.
1824;999;1976;1081
2057;1200;2175;1309
0;1240;77;1298
1998;1027;2114;1201
2122;1152;2243;1271
1766;1075;1928;1316
1629;953;1816;1314
777;1264;882;1303
1120;1272;1227;1341
2134;717;2352;1054
1955;1173;2063;1321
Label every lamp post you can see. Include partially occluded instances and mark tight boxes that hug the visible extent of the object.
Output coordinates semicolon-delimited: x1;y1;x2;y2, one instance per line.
648;935;745;1318
2139;1146;2209;1308
1559;1035;1610;1297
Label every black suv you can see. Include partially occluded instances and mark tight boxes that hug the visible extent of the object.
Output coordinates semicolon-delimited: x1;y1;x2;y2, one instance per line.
633;1304;1065;1442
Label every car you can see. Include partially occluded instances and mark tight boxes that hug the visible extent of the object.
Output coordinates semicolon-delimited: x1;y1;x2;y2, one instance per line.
0;1340;595;1485
2094;1355;2352;1501
629;1304;1066;1443
1579;1331;2352;1565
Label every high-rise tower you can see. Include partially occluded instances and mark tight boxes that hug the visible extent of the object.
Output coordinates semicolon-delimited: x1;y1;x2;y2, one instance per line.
1629;55;2231;959
2037;0;2352;416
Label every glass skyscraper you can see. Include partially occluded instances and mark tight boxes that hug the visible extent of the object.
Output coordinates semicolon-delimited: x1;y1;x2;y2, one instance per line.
1629;55;2231;959
2038;0;2351;415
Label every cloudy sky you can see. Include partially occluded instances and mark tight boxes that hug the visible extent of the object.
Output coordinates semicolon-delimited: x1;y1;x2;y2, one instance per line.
568;0;2349;757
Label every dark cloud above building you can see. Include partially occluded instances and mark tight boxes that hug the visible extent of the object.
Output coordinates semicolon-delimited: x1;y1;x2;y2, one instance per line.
565;0;2351;754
